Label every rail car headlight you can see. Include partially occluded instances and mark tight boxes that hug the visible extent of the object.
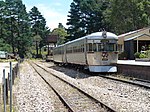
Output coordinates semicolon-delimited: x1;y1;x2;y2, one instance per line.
114;51;119;54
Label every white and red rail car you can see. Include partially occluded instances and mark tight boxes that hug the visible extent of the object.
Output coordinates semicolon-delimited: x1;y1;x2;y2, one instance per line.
53;31;118;72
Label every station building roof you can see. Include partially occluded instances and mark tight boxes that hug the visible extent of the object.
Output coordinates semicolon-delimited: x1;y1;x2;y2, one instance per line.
125;34;150;41
118;27;150;44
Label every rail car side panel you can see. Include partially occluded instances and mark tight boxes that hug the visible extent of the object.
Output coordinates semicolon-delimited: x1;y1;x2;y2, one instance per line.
53;54;63;63
66;53;86;65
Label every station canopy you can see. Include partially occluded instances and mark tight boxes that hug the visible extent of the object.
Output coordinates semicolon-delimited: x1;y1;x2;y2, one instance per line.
125;34;150;41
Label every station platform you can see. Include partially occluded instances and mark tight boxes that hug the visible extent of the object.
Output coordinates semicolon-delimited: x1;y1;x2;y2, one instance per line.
117;60;150;66
117;60;150;80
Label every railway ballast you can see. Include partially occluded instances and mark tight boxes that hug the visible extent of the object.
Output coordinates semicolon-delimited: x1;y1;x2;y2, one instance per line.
13;60;150;111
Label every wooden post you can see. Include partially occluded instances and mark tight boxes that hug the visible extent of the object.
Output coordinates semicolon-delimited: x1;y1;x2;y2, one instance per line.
137;39;139;52
3;69;6;112
7;73;10;91
5;79;8;104
10;62;12;112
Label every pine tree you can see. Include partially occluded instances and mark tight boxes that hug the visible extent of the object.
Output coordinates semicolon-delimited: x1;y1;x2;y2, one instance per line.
80;0;109;34
108;0;150;34
0;1;6;41
29;6;50;58
4;0;32;57
67;0;84;41
67;0;110;41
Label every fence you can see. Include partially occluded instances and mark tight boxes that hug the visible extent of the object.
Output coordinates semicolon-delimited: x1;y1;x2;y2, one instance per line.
1;59;23;112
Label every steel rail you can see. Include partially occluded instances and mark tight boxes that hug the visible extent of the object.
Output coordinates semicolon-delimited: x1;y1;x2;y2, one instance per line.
29;62;75;112
33;61;116;112
99;75;150;89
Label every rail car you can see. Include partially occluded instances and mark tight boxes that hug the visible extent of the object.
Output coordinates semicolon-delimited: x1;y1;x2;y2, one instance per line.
53;31;118;72
0;51;8;59
46;47;54;62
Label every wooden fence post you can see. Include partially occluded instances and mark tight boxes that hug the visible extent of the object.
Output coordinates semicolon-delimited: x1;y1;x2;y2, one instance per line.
10;62;12;112
3;69;6;112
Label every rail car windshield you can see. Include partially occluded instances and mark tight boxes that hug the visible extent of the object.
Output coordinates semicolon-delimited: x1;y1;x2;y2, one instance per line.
87;40;118;52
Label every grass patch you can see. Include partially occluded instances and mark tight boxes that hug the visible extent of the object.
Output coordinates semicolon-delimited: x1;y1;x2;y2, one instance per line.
0;59;17;62
111;74;135;81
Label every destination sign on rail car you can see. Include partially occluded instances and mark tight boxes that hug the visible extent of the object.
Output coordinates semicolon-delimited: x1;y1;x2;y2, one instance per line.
93;40;101;43
101;39;109;43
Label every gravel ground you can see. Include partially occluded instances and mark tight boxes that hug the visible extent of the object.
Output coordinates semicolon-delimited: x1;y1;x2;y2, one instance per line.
34;63;106;112
13;60;150;112
14;61;54;112
39;61;150;112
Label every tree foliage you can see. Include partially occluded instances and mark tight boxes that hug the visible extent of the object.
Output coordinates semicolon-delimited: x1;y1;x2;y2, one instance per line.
0;1;49;58
0;0;32;57
67;0;110;40
29;6;50;57
51;23;68;45
108;0;150;34
67;0;150;39
0;0;149;57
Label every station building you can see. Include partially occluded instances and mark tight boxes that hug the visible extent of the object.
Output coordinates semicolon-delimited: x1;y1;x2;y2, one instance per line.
46;35;59;55
118;27;150;59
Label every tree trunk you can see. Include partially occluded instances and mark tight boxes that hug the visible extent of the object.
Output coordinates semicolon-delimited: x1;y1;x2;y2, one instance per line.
36;41;39;58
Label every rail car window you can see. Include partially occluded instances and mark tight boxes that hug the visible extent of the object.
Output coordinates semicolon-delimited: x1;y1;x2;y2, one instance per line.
54;48;61;54
87;42;117;52
87;43;93;51
104;43;118;51
93;43;97;51
87;43;98;52
67;47;72;53
72;45;83;53
81;45;84;52
77;46;80;52
98;44;103;51
107;44;114;51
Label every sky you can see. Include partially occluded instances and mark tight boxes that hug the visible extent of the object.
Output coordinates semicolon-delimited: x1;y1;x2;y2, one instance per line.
22;0;73;30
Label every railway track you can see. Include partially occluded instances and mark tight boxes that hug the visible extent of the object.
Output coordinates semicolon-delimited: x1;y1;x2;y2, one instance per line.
29;61;116;112
99;75;150;89
38;60;150;89
54;62;150;89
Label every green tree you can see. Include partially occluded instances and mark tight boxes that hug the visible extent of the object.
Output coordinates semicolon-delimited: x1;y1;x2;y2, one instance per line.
58;23;65;29
67;0;84;41
4;0;32;58
0;38;12;52
107;0;150;34
51;23;68;45
29;6;50;58
15;0;32;58
67;0;110;41
0;1;6;41
80;0;110;34
4;0;17;53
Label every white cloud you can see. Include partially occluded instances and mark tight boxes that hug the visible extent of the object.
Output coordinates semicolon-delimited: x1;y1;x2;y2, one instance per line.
26;3;68;30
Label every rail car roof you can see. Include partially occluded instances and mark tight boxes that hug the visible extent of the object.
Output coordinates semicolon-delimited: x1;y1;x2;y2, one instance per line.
88;32;118;39
65;32;118;45
54;32;118;48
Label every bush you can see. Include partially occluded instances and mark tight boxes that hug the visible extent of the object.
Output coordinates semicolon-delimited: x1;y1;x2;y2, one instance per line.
134;52;140;58
36;54;43;58
139;53;147;58
118;52;128;60
146;50;150;58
